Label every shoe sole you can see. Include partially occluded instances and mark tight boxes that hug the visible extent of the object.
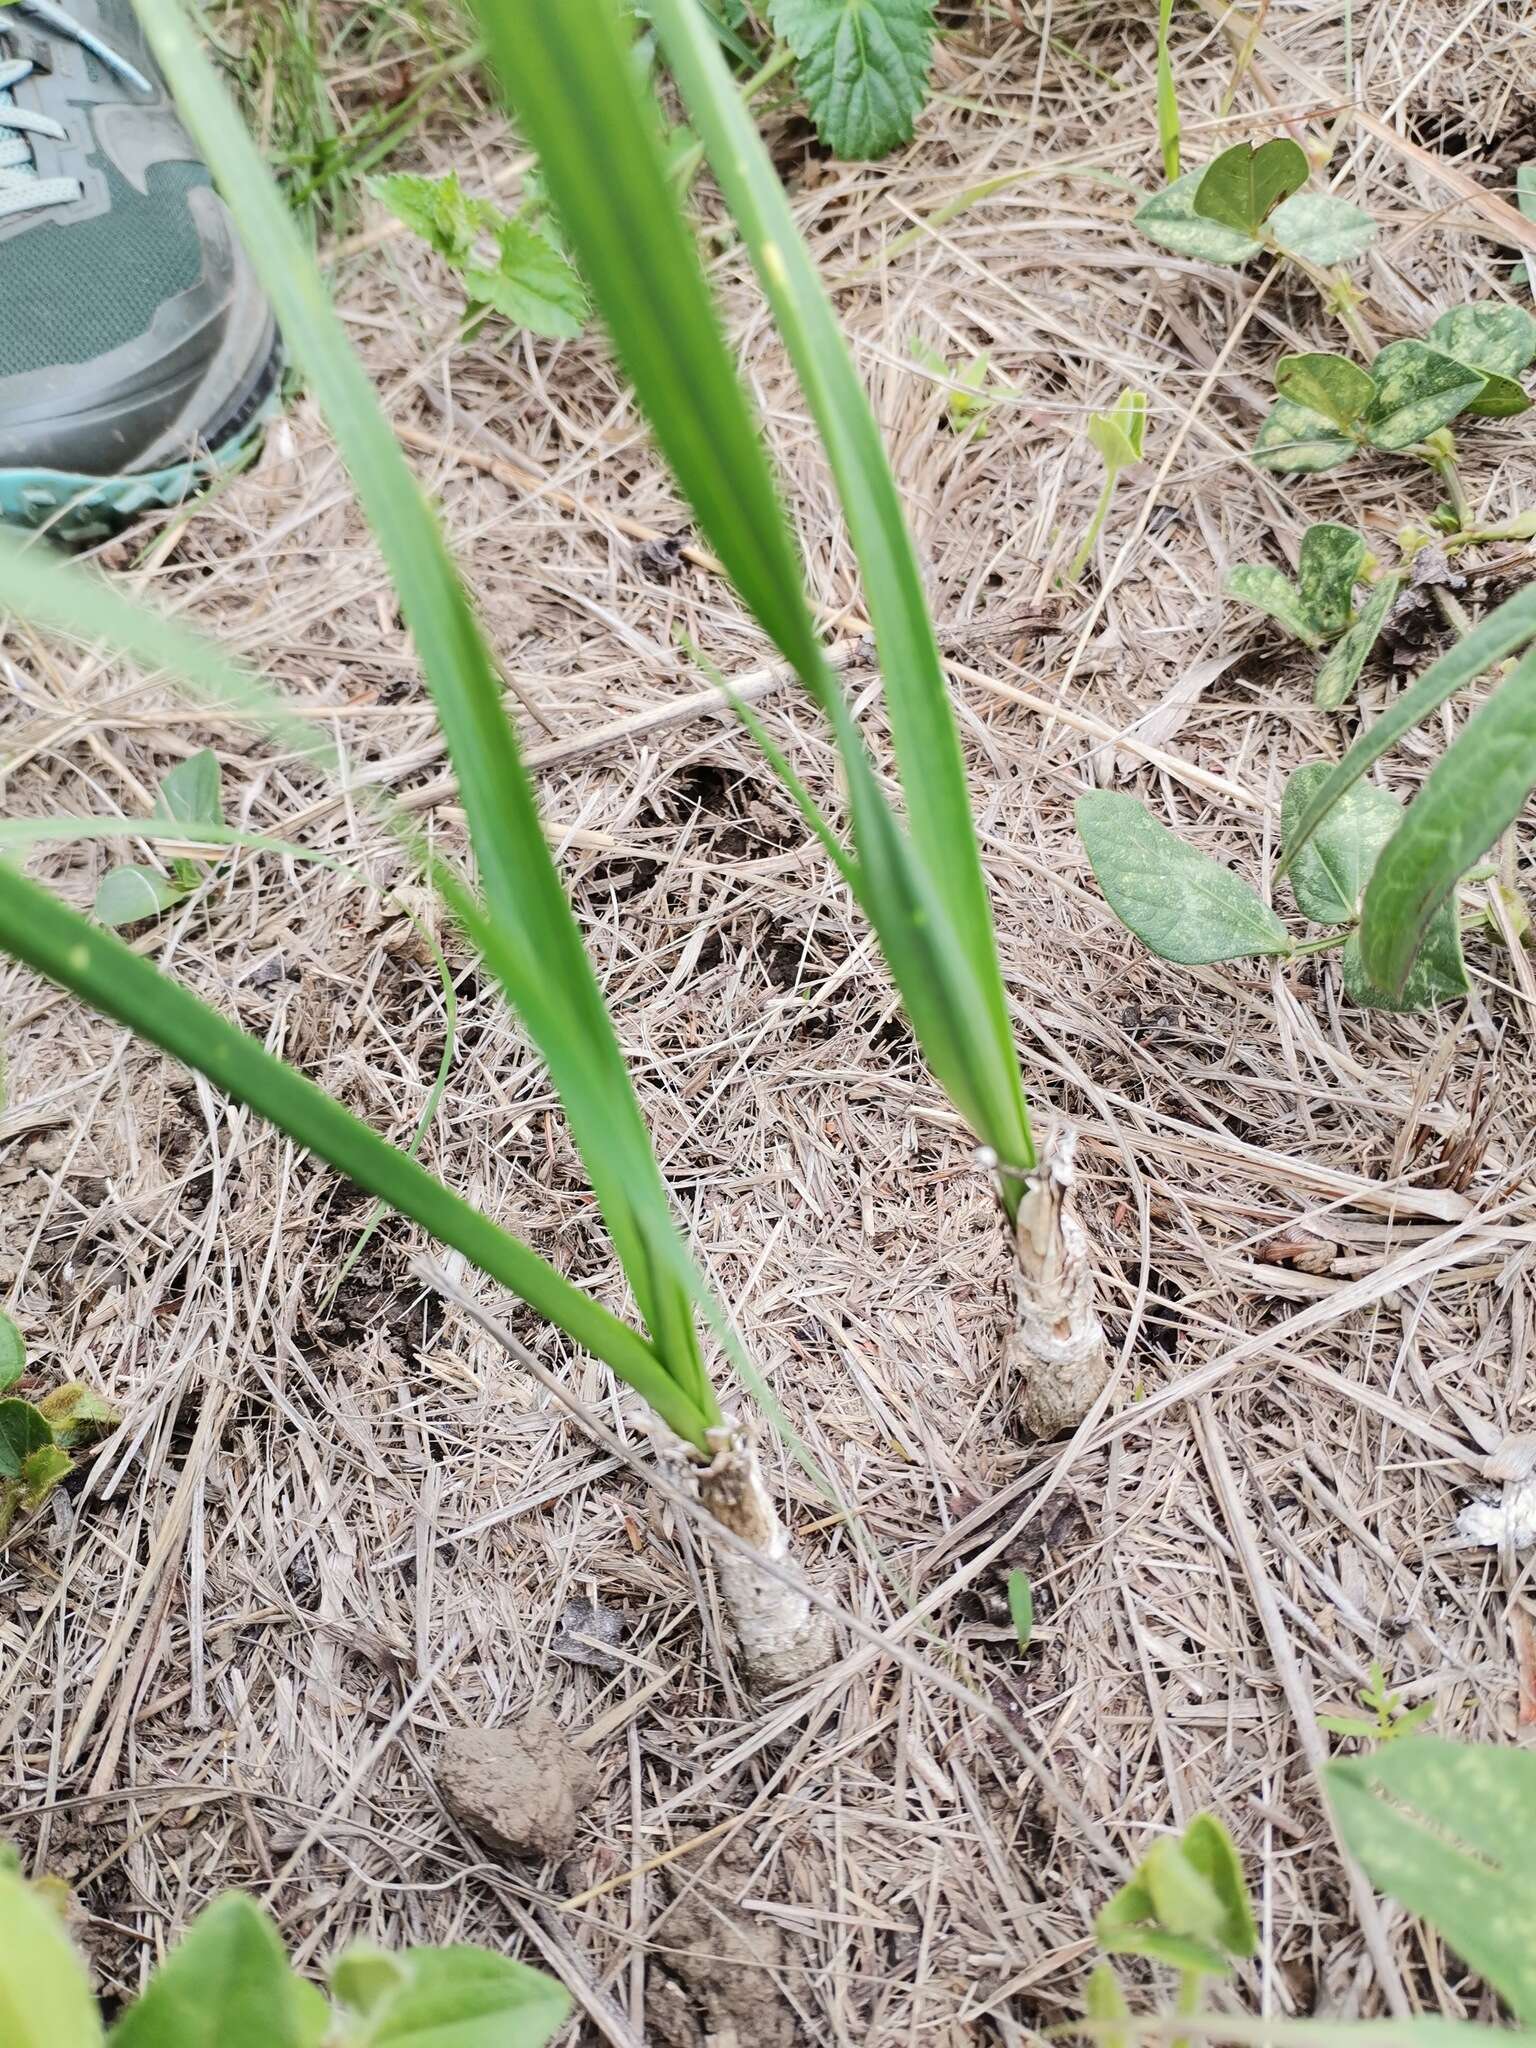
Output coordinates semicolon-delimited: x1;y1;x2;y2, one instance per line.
0;340;285;545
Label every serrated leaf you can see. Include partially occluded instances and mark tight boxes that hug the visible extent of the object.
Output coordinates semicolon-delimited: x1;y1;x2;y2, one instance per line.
1342;901;1467;1011
462;218;586;337
20;1441;72;1509
35;1383;118;1447
1274;353;1373;431
1313;572;1401;709
156;749;223;829
1269;190;1376;265
1298;522;1367;637
1194;138;1307;236
1429;303;1536;379
95;866;186;928
1180;1815;1258;1959
1252;396;1355;473
352;1946;571;2046
1326;1737;1536;2022
1358;643;1536;993
0;1311;22;1392
1282;763;1402;924
0;1866;103;2048
108;1895;315;2048
1365;340;1488;450
1134;170;1263;264
1224;563;1321;646
769;0;936;160
1005;1568;1033;1649
1076;791;1291;965
373;170;479;262
0;1398;53;1479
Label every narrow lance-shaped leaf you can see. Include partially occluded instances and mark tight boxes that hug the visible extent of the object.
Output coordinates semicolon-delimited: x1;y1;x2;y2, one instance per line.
134;0;716;1426
1077;791;1292;965
1154;0;1179;179
1313;571;1401;710
1359;644;1536;993
1193;138;1306;236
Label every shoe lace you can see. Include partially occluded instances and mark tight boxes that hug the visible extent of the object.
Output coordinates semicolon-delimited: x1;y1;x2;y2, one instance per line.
0;0;150;224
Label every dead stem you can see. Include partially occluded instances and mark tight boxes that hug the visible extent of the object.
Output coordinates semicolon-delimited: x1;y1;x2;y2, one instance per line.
1006;1125;1111;1437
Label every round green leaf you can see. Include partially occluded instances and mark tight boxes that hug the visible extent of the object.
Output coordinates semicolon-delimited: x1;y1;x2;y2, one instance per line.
1428;303;1536;381
1253;396;1354;474
1365;341;1488;449
1224;563;1320;647
1192;138;1307;236
0;1311;23;1392
155;749;224;829
1274;353;1373;431
94;867;187;929
1282;763;1402;925
1269;190;1376;265
0;1398;53;1480
1135;171;1262;264
1076;791;1292;965
1297;521;1367;638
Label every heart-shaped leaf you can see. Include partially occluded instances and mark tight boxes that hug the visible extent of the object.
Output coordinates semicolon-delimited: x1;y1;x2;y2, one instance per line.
1193;138;1307;236
1224;564;1321;646
156;749;224;829
1297;522;1367;638
1313;572;1401;709
1269;191;1376;265
1252;396;1355;473
0;1312;22;1393
1282;765;1402;924
1274;352;1373;431
0;1398;53;1480
94;867;187;929
1365;340;1489;449
1077;792;1291;964
1135;172;1263;264
1343;901;1467;1011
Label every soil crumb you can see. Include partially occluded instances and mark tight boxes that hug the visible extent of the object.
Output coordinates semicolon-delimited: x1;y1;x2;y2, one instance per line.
648;1846;802;2047
435;1710;598;1860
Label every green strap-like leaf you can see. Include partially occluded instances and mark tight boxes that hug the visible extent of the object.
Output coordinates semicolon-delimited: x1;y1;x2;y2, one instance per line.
1224;563;1321;646
1297;522;1367;637
1281;763;1402;924
1313;572;1401;710
1364;340;1488;450
1358;644;1536;992
768;0;936;160
1274;354;1372;432
1280;580;1536;868
1193;138;1306;236
1135;169;1263;264
1076;791;1292;964
1267;190;1376;265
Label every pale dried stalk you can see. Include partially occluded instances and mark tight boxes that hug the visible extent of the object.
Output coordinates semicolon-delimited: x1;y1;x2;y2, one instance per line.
682;1422;833;1687
1006;1125;1110;1436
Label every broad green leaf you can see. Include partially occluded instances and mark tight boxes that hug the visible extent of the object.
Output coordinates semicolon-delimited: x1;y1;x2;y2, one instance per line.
1298;522;1367;638
1358;643;1536;992
35;1384;119;1446
1252;396;1354;473
373;170;480;261
1459;368;1530;419
352;1947;570;2046
1224;563;1320;647
1428;303;1536;380
1087;388;1147;470
156;749;223;828
1096;1860;1228;1975
1269;191;1376;265
1282;765;1401;925
332;1946;410;2018
462;218;586;338
0;1398;53;1479
1135;170;1263;264
1193;138;1307;236
1180;1815;1259;1959
1365;341;1488;450
1314;571;1401;710
1343;901;1467;1012
109;1895;313;2048
0;1866;103;2048
1327;1737;1536;2021
1274;353;1372;432
1006;1568;1033;1650
1084;1964;1130;2048
95;866;187;929
1141;1837;1228;1946
0;1311;22;1392
768;0;936;159
20;1441;73;1509
1281;581;1536;871
1076;791;1292;965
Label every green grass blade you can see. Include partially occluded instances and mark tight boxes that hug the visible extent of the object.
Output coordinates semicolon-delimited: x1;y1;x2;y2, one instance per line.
1278;582;1536;878
134;0;715;1422
1359;647;1536;992
0;862;710;1445
1156;0;1181;179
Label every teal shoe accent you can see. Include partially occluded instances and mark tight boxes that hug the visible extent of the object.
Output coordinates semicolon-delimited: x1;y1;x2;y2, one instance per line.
0;376;281;544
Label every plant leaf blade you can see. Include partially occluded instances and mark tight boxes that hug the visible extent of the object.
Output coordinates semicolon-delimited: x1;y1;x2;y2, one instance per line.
1269;190;1376;265
1135;170;1263;263
1281;763;1402;924
1193;138;1306;235
1297;522;1367;637
1076;791;1291;964
108;1895;311;2048
1313;572;1400;710
0;1866;103;2048
1253;396;1354;473
1224;563;1320;646
1365;340;1488;450
768;0;936;159
1274;354;1372;432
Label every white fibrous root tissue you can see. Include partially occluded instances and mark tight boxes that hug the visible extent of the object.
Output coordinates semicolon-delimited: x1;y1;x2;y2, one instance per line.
1006;1124;1111;1437
683;1421;833;1687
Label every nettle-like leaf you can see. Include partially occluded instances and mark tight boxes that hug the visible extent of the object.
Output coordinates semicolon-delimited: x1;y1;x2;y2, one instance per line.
0;1311;22;1391
1253;396;1355;473
1327;1737;1536;2022
1342;902;1467;1011
374;171;584;337
769;0;937;160
1274;352;1372;432
1429;303;1536;418
1364;340;1488;450
1297;522;1367;637
1282;764;1401;925
1314;572;1400;709
1224;563;1321;647
1268;190;1376;265
1076;791;1291;965
1192;137;1307;237
1134;170;1263;264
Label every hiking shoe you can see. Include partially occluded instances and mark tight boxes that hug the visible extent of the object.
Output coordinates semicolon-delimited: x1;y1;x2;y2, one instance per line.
0;0;280;540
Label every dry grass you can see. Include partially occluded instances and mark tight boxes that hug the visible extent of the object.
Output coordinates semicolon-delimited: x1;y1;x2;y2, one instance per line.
4;1;1536;2039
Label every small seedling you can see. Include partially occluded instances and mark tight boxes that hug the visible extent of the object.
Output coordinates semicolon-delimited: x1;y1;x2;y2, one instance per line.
1319;1659;1435;1744
910;339;998;441
1136;137;1375;273
374;169;585;336
0;1312;117;1544
1006;1567;1034;1650
1091;1813;1257;2033
95;748;225;929
1225;522;1407;710
1066;388;1147;584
